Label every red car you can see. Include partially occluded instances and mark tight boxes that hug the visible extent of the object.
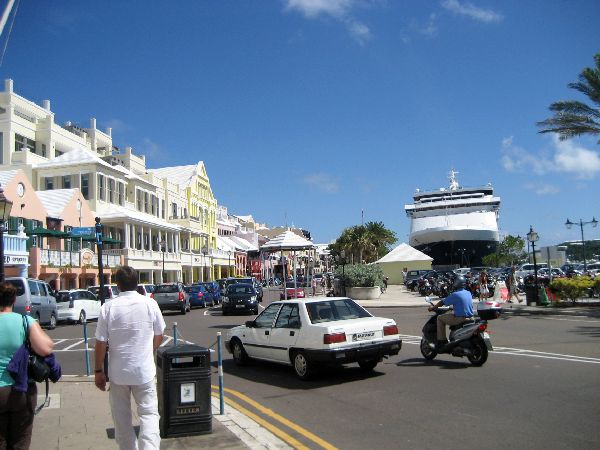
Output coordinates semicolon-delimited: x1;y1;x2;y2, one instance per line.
280;282;306;300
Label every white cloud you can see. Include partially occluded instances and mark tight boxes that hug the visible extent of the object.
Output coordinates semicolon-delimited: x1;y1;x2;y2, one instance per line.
284;0;354;18
101;118;131;133
141;138;163;159
303;172;339;193
501;135;600;180
524;183;560;196
420;13;438;36
284;0;371;44
441;0;503;23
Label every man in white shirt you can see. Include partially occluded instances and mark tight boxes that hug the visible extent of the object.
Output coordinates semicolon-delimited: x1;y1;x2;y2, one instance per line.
94;266;166;450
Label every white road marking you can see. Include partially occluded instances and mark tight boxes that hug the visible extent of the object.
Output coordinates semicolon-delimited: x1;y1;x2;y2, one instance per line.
398;334;600;364
62;339;85;351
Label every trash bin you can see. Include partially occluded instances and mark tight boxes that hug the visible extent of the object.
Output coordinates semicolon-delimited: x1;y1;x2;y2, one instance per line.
157;344;212;438
524;284;538;306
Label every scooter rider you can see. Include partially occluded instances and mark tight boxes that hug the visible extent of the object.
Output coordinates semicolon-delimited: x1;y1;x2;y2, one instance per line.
428;275;474;349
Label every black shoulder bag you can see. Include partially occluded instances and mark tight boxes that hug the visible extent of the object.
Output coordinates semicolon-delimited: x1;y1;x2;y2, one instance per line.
22;316;51;414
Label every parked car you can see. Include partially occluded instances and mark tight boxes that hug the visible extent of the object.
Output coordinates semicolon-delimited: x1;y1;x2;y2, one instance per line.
210;281;222;304
56;289;100;323
515;263;548;279
88;284;120;301
537;268;565;278
185;284;214;308
137;284;156;298
5;277;58;329
225;297;402;380
404;270;430;289
152;283;190;314
222;283;259;316
280;281;306;300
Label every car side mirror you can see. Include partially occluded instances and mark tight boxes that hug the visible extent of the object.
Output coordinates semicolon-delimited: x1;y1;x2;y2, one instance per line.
245;320;255;328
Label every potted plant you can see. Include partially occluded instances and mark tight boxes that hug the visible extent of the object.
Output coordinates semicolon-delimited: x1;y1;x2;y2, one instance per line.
335;264;384;300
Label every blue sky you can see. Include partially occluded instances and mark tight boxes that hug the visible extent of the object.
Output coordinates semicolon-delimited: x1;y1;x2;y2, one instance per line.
1;0;599;247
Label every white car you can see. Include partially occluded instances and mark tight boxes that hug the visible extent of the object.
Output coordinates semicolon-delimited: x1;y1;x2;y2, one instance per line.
225;297;402;380
56;289;101;323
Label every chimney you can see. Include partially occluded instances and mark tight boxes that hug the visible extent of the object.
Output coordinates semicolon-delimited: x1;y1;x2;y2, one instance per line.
90;117;96;129
106;127;112;137
42;100;51;111
5;79;13;93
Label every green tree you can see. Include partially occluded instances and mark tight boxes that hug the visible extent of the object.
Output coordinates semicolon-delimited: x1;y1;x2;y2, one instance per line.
537;54;600;143
482;235;526;267
329;222;397;264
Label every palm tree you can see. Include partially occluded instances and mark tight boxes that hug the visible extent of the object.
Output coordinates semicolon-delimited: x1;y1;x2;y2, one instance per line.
537;54;600;143
364;221;397;260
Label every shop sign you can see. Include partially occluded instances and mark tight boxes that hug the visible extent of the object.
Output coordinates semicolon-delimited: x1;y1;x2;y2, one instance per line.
4;254;28;264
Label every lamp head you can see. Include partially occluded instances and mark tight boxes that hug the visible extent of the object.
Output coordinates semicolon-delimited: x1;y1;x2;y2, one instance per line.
527;226;539;243
565;218;573;230
592;217;598;228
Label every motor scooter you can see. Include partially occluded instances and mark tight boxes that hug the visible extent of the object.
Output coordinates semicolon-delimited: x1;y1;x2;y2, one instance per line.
420;298;500;366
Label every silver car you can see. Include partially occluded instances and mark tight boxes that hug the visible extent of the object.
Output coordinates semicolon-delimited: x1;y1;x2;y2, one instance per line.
56;289;101;323
6;277;58;329
153;283;190;315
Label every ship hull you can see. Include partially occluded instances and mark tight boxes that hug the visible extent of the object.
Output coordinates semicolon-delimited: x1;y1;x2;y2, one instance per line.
412;239;497;267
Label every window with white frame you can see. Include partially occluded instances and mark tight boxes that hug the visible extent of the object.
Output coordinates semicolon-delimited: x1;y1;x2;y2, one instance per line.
97;174;105;200
44;177;54;190
62;175;71;189
108;178;115;203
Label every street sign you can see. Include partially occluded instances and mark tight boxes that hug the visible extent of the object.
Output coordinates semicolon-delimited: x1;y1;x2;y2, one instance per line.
71;227;95;236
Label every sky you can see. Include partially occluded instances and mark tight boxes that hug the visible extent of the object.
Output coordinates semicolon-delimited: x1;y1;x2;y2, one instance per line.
1;0;599;247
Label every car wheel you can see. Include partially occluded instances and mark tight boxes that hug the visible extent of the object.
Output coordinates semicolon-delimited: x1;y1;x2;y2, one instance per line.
78;310;86;324
358;359;378;372
180;304;187;315
293;351;315;380
420;338;437;360
467;338;489;367
48;313;57;330
231;339;249;366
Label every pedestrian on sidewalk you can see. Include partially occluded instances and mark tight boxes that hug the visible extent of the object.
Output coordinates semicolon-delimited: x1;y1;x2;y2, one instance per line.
0;283;54;450
311;276;318;296
506;266;523;303
94;266;166;450
478;271;490;300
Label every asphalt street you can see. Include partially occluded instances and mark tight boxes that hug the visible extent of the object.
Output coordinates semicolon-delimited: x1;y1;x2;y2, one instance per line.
47;289;600;449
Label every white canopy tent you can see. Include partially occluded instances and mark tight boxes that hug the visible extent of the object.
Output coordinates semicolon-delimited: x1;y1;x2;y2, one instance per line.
261;230;315;299
374;243;433;285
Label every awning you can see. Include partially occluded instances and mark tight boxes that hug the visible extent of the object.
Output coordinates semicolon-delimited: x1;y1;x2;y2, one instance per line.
26;227;69;238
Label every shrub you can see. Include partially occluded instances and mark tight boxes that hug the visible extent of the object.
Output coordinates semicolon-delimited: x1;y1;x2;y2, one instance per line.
335;264;384;288
549;277;595;305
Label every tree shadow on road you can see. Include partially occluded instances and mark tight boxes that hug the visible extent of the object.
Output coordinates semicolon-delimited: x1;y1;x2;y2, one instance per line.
568;325;600;338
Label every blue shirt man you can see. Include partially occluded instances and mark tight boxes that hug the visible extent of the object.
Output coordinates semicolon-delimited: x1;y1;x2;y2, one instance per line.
429;276;474;345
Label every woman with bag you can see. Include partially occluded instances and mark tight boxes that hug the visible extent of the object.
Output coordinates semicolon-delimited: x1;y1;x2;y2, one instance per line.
478;271;490;300
0;283;54;449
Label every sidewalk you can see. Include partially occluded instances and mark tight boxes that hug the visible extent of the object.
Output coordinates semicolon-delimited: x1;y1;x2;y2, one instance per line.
353;284;600;317
31;376;290;450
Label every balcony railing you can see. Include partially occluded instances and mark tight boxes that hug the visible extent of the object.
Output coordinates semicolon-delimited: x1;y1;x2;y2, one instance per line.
39;250;120;268
104;248;181;262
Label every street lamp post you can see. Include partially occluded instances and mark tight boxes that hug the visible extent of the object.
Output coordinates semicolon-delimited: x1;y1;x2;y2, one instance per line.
527;226;539;305
160;239;166;283
565;217;598;272
0;187;14;282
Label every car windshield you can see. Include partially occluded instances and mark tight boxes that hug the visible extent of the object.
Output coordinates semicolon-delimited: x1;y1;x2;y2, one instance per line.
155;285;179;293
285;282;300;288
228;285;254;295
306;298;371;324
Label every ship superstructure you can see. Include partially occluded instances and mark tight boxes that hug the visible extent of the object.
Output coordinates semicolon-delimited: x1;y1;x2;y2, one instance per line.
405;170;501;267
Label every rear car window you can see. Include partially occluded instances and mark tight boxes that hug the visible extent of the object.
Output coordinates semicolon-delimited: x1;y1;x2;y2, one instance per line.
6;279;25;296
28;280;40;296
57;292;71;302
307;299;371;324
155;285;179;293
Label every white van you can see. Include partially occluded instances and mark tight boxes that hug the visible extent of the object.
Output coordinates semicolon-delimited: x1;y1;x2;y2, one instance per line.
56;289;101;323
515;263;548;279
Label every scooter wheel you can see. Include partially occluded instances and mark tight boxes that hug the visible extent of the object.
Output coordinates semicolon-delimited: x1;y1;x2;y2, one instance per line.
420;338;437;360
467;338;488;366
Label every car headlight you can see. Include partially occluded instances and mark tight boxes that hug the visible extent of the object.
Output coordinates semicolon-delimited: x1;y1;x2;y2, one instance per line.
250;296;257;301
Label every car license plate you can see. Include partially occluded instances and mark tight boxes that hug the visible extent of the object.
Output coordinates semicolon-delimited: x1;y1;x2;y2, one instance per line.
353;331;375;341
236;305;245;308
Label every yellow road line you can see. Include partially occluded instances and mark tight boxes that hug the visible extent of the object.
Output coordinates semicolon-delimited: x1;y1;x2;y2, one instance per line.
211;385;338;450
212;393;309;450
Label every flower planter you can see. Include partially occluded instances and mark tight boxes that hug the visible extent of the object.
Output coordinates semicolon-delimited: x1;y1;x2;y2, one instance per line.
346;287;381;300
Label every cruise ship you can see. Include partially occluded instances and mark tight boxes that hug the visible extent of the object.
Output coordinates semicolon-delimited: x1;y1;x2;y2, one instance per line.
405;170;501;267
